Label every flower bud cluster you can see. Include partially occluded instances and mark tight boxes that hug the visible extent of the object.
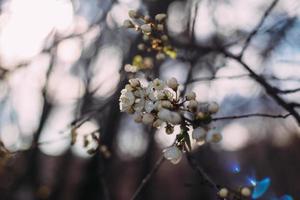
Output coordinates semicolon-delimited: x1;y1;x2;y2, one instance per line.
119;77;182;129
123;10;177;70
124;55;154;73
119;77;222;164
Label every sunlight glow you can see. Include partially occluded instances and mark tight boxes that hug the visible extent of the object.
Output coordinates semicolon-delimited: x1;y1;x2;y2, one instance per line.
0;0;74;67
116;117;149;160
90;46;122;97
211;62;260;103
38;105;74;156
220;123;250;151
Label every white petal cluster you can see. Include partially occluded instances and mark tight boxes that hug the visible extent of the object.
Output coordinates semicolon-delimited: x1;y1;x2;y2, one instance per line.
119;77;222;165
119;78;182;129
163;146;182;164
124;64;138;73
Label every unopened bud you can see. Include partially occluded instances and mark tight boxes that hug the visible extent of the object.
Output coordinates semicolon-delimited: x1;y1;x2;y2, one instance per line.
155;13;167;22
141;24;152;33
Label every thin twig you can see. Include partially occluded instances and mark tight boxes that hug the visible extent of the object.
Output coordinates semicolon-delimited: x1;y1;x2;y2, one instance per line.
189;1;199;43
276;87;300;94
185;152;219;190
222;50;300;125
130;155;165;200
188;74;300;84
239;0;279;57
188;74;251;83
212;113;291;121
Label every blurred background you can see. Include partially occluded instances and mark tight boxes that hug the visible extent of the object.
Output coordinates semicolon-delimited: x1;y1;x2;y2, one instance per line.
0;0;300;199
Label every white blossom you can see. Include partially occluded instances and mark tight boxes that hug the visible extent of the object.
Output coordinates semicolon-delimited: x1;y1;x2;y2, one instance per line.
195;112;205;120
155;13;167;22
192;127;207;142
153;78;165;90
129;78;140;88
167;111;182;124
145;100;155;113
124;64;138;73
141;24;152;33
161;100;173;109
163;146;182;164
133;98;145;112
158;109;181;124
167;77;178;90
146;83;156;101
119;89;135;112
164;90;174;101
157;91;166;100
185;91;196;100
208;101;219;114
142;113;155;124
133;89;145;98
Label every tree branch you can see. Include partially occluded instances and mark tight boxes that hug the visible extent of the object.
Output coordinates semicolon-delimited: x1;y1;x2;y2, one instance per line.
188;74;300;84
222;50;300;125
275;87;300;94
212;113;291;121
239;0;279;57
130;155;165;200
185;152;219;190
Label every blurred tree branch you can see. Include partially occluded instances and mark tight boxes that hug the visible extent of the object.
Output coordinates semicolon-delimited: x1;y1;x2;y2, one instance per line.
239;0;279;58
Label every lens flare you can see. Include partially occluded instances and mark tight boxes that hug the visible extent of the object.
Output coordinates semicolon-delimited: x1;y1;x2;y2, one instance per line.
246;176;257;186
252;177;271;199
232;164;240;174
228;161;241;174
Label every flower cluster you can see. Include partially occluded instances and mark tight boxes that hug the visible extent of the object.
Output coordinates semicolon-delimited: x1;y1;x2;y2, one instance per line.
123;10;177;73
119;77;221;164
119;77;181;127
